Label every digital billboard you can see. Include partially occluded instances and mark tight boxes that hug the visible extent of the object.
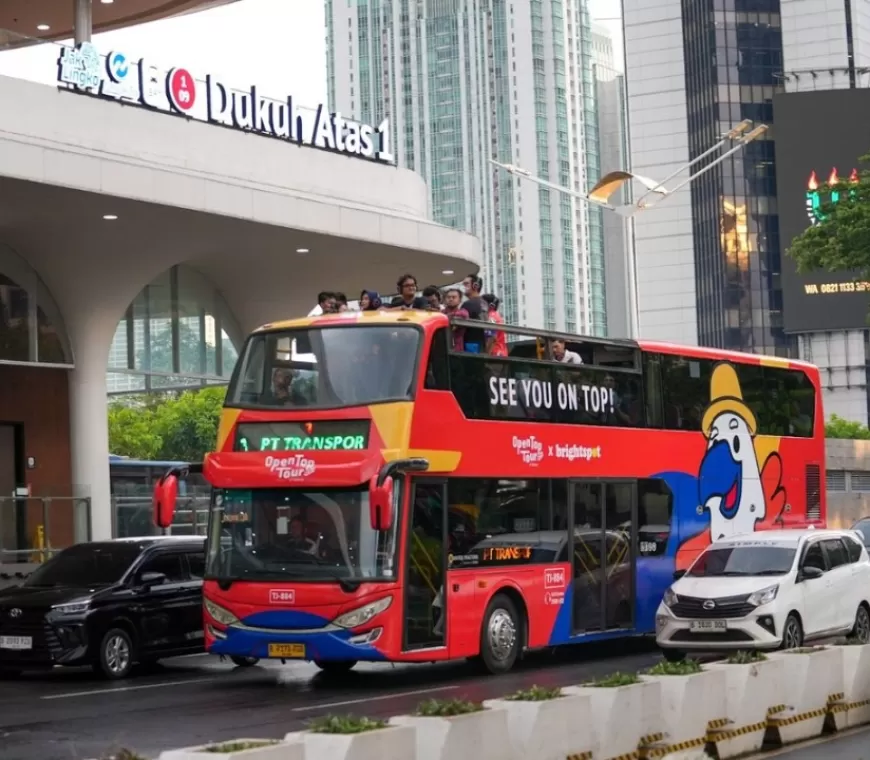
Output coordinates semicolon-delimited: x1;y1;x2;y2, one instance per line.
773;89;870;333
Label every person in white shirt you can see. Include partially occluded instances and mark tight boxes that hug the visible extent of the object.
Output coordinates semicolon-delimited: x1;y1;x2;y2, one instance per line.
551;338;583;364
308;291;337;316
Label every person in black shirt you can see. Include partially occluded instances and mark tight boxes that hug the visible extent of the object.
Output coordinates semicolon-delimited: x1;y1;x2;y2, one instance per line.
390;274;428;309
460;273;486;352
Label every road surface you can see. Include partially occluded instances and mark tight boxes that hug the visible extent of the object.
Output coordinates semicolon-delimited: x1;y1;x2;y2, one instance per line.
1;640;662;760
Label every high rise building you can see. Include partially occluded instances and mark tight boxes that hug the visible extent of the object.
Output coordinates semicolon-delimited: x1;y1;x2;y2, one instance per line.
326;0;610;334
622;0;785;353
591;23;634;338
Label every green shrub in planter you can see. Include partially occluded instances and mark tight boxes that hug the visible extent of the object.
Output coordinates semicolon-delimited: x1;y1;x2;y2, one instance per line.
646;659;703;676
414;698;483;716
725;650;768;664
505;684;562;701
308;715;388;734
101;752;148;760
204;741;279;754
586;671;640;687
784;646;827;654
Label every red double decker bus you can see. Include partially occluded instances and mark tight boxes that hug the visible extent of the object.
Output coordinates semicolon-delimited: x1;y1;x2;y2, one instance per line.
154;311;825;674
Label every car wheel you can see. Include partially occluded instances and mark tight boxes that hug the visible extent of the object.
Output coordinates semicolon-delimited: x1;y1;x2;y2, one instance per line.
780;613;803;650
849;605;870;644
230;656;260;667
661;648;686;663
313;660;357;673
95;628;134;680
479;593;523;675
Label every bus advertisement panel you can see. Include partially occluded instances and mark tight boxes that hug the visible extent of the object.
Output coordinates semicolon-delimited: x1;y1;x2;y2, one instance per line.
153;310;825;673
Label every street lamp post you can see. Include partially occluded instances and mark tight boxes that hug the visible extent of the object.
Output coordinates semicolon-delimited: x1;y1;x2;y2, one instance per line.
489;119;768;338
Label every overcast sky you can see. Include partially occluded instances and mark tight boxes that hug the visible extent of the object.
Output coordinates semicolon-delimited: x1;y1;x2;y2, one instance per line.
0;0;623;108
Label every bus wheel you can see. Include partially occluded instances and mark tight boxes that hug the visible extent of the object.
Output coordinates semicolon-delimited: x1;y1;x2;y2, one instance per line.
479;593;522;674
230;656;260;667
314;660;357;673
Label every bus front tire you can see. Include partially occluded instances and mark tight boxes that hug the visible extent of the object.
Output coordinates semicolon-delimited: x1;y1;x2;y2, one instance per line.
230;656;260;667
313;660;357;673
479;593;522;675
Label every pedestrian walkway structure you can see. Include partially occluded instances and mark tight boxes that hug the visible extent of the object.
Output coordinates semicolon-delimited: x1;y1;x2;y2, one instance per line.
0;6;480;557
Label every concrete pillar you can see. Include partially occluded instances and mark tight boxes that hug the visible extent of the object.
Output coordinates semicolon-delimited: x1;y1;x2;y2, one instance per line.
68;324;113;541
73;0;93;45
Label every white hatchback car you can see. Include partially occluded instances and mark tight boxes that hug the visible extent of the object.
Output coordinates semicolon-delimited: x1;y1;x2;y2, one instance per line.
656;529;870;661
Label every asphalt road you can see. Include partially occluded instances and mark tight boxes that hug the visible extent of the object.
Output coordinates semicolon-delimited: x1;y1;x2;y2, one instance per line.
0;639;664;760
761;726;870;759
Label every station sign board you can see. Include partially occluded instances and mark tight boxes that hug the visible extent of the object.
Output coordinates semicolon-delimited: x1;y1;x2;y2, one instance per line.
56;42;394;165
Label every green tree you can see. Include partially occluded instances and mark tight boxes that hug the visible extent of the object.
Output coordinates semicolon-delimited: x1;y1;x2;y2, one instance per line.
825;413;870;440
107;386;226;462
788;152;870;281
153;386;226;462
107;401;161;459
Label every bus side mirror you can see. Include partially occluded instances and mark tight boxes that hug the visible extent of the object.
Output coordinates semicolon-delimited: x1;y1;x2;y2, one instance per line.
369;475;394;532
153;474;179;529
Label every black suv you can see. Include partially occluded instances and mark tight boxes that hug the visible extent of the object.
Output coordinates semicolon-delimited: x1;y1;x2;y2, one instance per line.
0;536;206;679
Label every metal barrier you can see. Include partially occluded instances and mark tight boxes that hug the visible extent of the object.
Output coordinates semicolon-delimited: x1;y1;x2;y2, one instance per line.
0;495;91;564
112;492;210;538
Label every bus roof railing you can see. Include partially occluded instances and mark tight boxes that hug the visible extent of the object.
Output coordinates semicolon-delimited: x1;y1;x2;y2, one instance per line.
446;318;640;350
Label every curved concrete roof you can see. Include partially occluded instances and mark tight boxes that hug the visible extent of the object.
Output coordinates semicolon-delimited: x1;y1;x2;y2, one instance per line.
0;0;239;47
0;73;480;337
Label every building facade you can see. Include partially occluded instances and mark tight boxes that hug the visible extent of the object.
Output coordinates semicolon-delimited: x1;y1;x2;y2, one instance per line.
326;0;609;334
591;24;634;339
778;0;870;424
623;0;786;354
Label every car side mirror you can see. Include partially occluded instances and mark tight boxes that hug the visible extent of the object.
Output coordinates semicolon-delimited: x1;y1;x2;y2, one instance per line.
139;571;167;588
673;569;686;581
800;565;824;581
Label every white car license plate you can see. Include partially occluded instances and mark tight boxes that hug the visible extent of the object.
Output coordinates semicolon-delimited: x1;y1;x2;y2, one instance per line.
0;635;32;650
689;620;727;633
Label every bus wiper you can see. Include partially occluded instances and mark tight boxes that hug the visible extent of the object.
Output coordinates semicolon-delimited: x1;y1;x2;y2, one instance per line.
302;557;361;593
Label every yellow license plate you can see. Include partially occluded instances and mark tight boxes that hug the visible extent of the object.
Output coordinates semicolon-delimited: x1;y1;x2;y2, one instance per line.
268;643;306;658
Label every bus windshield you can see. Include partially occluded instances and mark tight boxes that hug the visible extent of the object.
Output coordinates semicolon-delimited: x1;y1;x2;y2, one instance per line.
205;487;399;582
228;325;420;409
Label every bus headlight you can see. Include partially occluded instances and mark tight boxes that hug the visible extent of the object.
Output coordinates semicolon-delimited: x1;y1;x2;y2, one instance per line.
204;598;239;626
333;597;392;629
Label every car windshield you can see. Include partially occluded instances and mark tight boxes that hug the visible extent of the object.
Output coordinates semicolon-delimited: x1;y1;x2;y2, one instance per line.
205;487;399;582
687;545;797;577
24;543;142;587
227;325;420;409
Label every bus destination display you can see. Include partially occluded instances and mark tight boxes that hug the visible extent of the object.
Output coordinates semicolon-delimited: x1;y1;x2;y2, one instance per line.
235;421;370;452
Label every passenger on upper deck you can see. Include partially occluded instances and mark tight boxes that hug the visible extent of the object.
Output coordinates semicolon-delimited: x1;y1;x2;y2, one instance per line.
551;338;583;364
482;294;507;357
308;291;337;316
460;274;487;353
422;285;444;311
390;274;429;310
443;288;470;351
359;290;383;310
335;293;349;312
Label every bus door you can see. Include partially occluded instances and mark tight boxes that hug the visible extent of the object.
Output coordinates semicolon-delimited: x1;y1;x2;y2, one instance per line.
403;479;448;651
569;480;637;633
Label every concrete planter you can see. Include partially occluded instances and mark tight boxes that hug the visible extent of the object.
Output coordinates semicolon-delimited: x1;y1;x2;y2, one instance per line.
703;657;785;759
483;692;594;760
768;646;845;744
159;739;302;760
285;725;415;760
639;668;727;759
565;679;661;759
391;706;518;760
833;643;870;729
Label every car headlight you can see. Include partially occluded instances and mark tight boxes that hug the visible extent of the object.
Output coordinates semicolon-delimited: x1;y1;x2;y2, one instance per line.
51;599;91;615
747;585;779;607
204;598;239;626
333;597;392;629
662;588;678;608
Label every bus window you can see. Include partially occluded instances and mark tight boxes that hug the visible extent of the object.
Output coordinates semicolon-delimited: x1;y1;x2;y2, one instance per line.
659;355;714;431
638;478;672;556
425;328;450;390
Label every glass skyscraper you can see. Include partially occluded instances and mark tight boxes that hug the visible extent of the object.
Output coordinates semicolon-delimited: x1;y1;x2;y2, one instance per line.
326;0;610;334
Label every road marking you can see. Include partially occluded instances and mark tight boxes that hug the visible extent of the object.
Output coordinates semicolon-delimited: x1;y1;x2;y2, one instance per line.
291;685;459;712
40;676;216;700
